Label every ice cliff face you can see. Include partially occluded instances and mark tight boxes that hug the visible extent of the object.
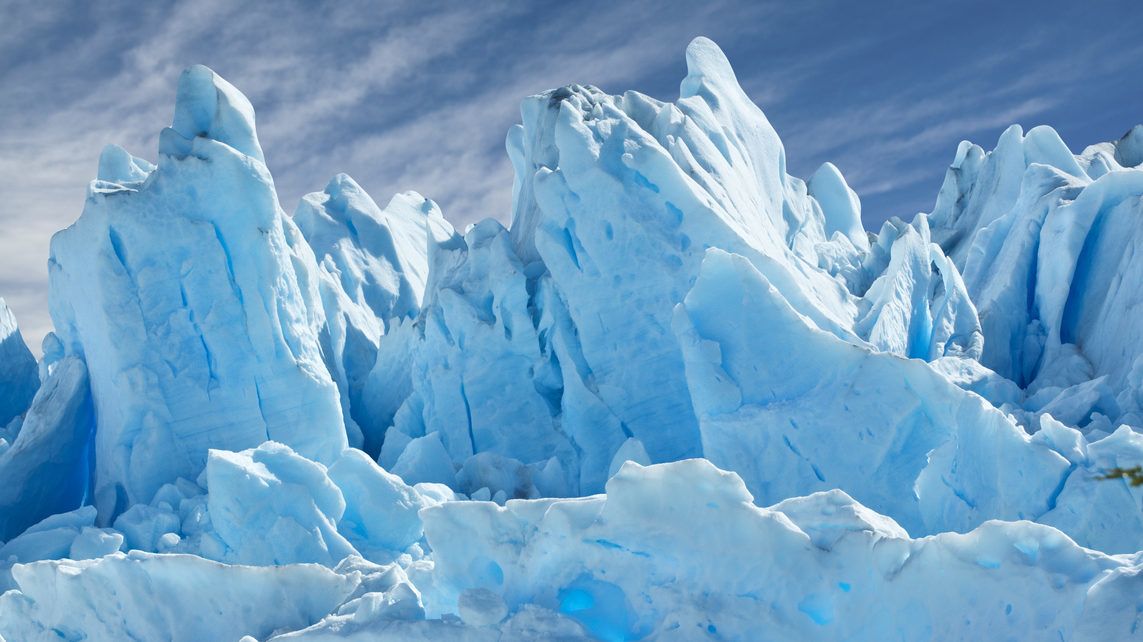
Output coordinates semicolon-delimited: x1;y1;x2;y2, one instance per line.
923;123;1143;433
366;37;982;498
294;174;458;450
3;37;1143;641
48;65;348;521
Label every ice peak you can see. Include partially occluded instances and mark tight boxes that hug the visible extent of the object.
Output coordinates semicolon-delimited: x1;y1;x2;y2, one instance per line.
0;297;39;430
96;144;154;184
320;173;378;221
680;36;739;101
0;297;21;340
1023;125;1085;178
999;123;1025;142
1116;124;1143;167
808;162;868;250
541;83;609;112
159;65;264;162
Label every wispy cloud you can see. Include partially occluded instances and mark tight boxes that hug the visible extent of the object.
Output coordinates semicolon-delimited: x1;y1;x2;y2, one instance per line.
755;10;1143;224
1;0;1140;354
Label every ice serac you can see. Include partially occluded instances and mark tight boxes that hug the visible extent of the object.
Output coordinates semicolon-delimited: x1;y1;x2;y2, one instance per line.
807;162;869;251
378;219;578;491
856;217;982;360
0;357;95;542
927;125;1086;268
673;249;1143;548
294;175;457;450
0;298;39;431
48;65;346;521
161;64;264;162
924;122;1143;428
422;460;1139;641
379;38;859;488
377;36;976;495
295;176;452;323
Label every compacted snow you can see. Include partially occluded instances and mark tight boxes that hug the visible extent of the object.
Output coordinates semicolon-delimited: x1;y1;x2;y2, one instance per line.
1;38;1143;640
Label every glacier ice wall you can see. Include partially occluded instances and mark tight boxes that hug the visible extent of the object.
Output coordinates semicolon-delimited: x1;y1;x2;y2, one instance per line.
367;37;983;498
48;65;347;521
674;248;1143;550
2;35;1143;641
924;124;1143;434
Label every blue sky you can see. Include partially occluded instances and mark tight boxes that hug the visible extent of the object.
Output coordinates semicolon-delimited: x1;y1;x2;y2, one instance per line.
1;0;1141;351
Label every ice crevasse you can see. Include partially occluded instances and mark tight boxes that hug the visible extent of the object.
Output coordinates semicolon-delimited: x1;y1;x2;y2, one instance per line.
2;37;1143;641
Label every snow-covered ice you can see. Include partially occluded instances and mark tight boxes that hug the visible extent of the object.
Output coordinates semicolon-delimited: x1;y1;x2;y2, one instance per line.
421;459;1143;640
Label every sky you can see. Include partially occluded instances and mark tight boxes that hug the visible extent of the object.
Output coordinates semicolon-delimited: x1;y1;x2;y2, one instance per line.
1;0;1141;353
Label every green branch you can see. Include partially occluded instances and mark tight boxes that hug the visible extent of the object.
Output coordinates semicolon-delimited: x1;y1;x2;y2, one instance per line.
1098;466;1143;487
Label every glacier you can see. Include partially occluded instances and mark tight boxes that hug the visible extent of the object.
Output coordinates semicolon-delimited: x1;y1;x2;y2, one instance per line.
2;36;1143;640
48;65;348;522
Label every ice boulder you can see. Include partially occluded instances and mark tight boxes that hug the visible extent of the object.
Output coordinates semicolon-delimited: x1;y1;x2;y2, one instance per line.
96;443;447;566
204;442;356;566
113;502;185;554
97;143;155;185
770;489;908;550
327;448;432;556
0;506;122;591
48;65;347;521
261;557;448;640
390;432;457;487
